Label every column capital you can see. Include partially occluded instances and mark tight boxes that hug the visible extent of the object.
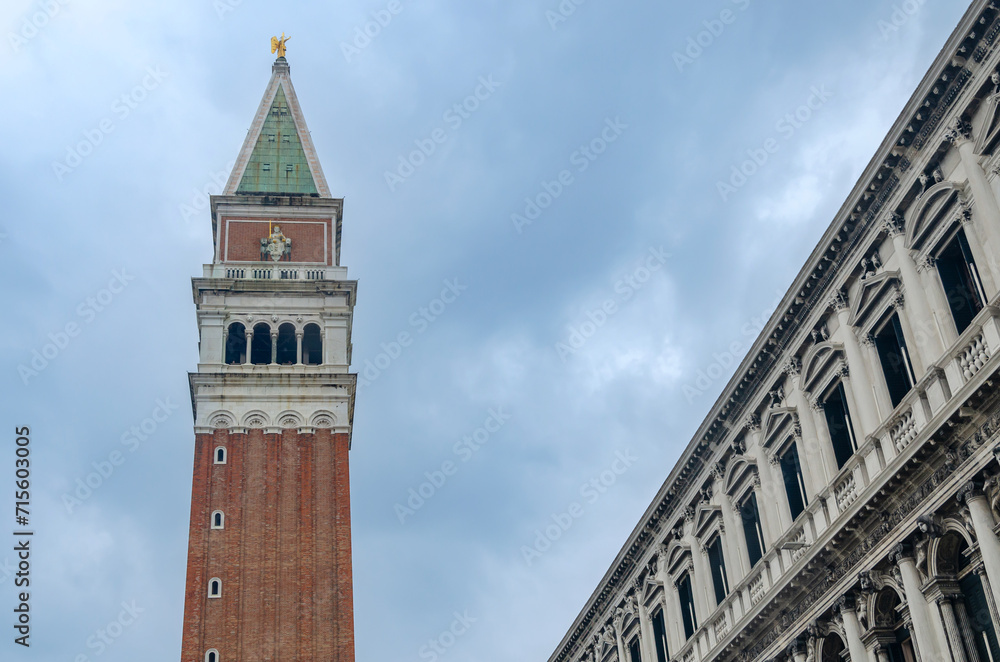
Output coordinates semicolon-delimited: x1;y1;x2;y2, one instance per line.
744;413;762;432
829;290;850;313
945;117;974;145
835;593;858;614
957;480;987;505
883;212;905;238
783;356;802;377
892;541;915;563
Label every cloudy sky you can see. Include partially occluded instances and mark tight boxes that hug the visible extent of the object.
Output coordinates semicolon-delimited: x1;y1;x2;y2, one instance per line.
0;0;976;660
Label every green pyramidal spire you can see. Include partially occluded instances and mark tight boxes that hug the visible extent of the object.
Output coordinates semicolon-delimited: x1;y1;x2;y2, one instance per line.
225;57;330;198
236;86;318;195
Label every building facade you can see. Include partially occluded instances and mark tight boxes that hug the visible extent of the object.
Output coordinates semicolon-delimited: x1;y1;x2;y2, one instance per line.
548;3;1000;662
179;55;358;662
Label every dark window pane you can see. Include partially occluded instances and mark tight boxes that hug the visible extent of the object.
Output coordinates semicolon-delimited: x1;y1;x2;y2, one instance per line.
651;608;669;662
740;492;766;567
938;227;985;334
629;638;642;662
823;382;857;469
874;313;914;408
678;573;698;639
780;443;808;520
708;537;730;605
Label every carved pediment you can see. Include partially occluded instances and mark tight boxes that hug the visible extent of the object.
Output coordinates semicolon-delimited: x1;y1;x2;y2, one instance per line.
693;504;723;539
801;341;846;394
760;406;800;451
723;456;757;494
905;181;964;251
848;270;902;329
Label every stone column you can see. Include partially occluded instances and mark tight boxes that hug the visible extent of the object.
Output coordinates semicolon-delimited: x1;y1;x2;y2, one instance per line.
832;292;881;435
959;482;1000;612
222;326;229;363
895;544;944;660
270;330;278;364
245;329;253;365
808;397;842;486
613;611;628;662
873;645;891;662
954;600;982;662
947;119;1000;262
939;596;969;662
785;360;828;501
917;255;960;348
296;331;303;364
885;214;945;361
790;636;809;662
632;583;658;662
838;595;872;662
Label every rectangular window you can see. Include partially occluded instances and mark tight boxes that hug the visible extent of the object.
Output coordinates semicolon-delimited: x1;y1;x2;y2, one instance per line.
678;573;698;640
707;536;730;605
740;492;766;568
629;637;642;662
823;381;857;469
938;227;985;335
874;313;915;408
779;443;808;520
651;608;669;662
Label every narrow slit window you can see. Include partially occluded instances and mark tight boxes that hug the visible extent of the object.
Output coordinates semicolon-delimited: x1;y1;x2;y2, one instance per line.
214;447;227;465
209;578;222;598
651;606;670;662
823;381;857;469
678;572;698;639
628;638;642;662
211;511;224;529
707;535;730;605
874;312;915;408
937;227;985;334
779;443;808;520
205;651;219;662
740;491;766;567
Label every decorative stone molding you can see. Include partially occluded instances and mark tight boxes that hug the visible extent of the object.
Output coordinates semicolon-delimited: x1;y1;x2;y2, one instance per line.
944;117;973;144
829;291;849;313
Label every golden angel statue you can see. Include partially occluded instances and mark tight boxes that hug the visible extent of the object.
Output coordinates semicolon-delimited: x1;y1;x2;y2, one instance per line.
271;33;290;58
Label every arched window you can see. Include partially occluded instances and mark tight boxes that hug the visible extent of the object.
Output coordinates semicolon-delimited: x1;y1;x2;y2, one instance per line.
209;578;222;598
821;634;845;662
224;323;246;365
211;511;224;529
214;447;227;465
276;323;297;365
205;650;219;662
303;323;323;365
250;323;272;365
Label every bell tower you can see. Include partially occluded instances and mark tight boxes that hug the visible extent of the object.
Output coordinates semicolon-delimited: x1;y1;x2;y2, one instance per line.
180;51;357;662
